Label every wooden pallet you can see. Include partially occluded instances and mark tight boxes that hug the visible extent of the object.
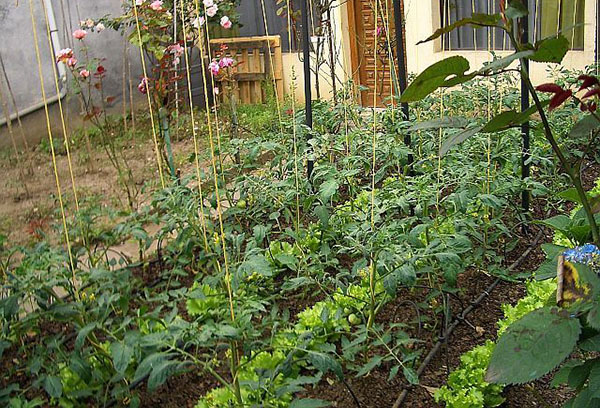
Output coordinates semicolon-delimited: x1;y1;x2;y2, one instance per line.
208;35;284;105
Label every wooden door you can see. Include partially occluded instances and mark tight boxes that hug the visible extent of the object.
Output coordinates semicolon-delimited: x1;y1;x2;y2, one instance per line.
348;0;404;107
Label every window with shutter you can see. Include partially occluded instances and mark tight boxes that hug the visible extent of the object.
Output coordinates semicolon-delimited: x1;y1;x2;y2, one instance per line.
439;0;585;51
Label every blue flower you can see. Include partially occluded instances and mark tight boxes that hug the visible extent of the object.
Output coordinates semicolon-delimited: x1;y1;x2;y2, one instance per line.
564;244;600;267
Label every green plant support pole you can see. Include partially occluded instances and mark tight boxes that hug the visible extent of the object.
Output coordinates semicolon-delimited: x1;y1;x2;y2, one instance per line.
160;107;176;179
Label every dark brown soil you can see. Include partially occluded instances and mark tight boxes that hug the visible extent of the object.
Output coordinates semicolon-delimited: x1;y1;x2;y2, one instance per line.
137;369;222;408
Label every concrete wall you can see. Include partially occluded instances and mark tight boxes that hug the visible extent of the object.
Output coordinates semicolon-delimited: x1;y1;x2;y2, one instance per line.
0;0;144;150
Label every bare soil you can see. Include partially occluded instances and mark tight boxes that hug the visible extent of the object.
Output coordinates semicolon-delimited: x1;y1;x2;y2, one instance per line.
0;131;199;247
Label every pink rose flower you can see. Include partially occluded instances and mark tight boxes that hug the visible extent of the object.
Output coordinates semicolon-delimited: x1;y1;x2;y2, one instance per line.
149;0;163;11
73;29;87;40
79;69;90;78
66;57;78;68
208;60;220;76
56;48;73;62
220;16;232;29
206;4;218;17
168;43;184;58
95;23;105;32
138;77;148;94
192;16;205;28
219;57;234;68
203;0;214;7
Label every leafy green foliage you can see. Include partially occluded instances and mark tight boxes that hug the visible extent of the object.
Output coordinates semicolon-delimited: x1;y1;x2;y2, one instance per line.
487;307;581;384
436;280;556;407
400;56;470;102
435;342;504;408
530;36;570;64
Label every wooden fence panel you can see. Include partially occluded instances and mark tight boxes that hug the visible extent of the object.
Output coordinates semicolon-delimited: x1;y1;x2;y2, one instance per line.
208;35;283;105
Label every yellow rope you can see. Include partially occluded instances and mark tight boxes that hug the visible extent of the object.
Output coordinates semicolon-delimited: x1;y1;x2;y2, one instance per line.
380;0;398;115
534;0;540;44
368;0;381;331
200;6;227;186
132;0;165;188
286;0;301;233
28;0;78;297
40;0;86;248
179;0;210;251
370;0;380;229
193;0;236;323
472;0;478;50
259;0;285;135
435;0;448;213
486;0;492;196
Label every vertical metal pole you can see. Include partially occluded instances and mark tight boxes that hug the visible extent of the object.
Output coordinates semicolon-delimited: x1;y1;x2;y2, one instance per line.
301;0;314;179
520;6;530;214
392;0;412;175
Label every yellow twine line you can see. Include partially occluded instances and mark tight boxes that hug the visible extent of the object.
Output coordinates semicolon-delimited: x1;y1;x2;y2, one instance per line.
435;0;447;214
286;0;301;233
199;5;227;186
370;0;380;230
179;0;210;251
28;0;78;297
193;0;236;323
369;0;381;325
259;0;285;135
40;0;87;248
132;0;165;188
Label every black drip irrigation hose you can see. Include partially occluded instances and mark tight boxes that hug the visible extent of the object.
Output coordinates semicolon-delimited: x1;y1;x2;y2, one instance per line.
391;228;545;408
106;228;543;408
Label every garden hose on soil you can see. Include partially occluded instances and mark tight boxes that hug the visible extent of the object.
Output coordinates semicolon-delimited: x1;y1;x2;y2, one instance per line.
392;227;545;408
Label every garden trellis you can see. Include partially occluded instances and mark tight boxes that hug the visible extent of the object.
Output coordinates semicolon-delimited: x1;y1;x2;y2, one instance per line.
2;0;600;407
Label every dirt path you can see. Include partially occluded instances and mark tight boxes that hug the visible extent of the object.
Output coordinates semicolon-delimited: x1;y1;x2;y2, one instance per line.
0;134;200;247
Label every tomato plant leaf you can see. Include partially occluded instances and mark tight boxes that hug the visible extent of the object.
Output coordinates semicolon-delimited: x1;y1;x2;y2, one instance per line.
44;375;63;398
290;399;331;408
570;115;600;139
505;0;529;19
440;126;483;157
147;360;180;391
110;342;133;374
357;355;384;377
403;366;419;385
307;351;343;380
580;334;600;352
409;117;469;131
74;323;96;350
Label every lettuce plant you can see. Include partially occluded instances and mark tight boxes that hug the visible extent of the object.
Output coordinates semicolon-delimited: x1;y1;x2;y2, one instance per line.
436;279;556;407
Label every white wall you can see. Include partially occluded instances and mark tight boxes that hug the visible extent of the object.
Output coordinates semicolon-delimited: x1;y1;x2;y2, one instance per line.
402;0;597;84
316;0;599;102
